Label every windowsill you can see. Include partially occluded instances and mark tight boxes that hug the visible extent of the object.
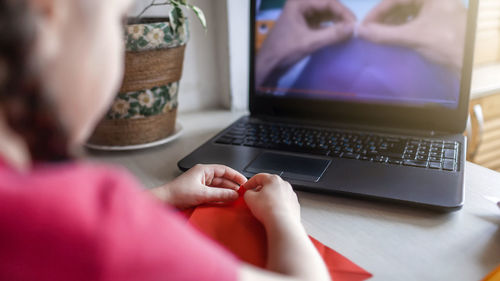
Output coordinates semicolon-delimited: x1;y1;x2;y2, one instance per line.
471;62;500;99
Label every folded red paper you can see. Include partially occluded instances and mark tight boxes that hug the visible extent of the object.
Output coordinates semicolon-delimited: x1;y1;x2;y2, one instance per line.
185;187;372;281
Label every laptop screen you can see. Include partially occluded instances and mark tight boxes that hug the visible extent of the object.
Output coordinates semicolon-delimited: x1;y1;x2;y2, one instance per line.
254;0;470;109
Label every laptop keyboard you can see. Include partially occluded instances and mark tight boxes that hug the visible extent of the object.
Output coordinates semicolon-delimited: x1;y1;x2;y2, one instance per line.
215;120;460;172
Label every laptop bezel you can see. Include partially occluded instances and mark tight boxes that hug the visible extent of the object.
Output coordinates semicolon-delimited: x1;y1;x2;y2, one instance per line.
248;0;478;134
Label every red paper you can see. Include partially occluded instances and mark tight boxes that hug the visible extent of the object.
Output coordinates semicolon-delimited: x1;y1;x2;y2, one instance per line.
186;187;372;281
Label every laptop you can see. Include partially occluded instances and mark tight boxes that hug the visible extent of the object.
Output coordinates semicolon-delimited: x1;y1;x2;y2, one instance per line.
179;0;478;210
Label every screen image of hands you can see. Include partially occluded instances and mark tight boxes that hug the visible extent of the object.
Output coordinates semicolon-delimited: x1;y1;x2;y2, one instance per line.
358;0;467;75
256;0;467;88
256;0;356;86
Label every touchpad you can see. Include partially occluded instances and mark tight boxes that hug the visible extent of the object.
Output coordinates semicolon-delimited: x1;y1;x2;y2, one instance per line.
244;152;331;182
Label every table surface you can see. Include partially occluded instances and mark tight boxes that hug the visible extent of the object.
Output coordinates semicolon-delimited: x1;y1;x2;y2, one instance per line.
86;110;500;281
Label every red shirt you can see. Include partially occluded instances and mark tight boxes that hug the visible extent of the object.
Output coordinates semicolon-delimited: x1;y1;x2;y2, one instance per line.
0;160;239;281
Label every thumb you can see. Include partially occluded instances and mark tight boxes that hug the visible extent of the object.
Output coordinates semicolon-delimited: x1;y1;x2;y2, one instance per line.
358;23;415;47
202;187;239;203
243;188;261;206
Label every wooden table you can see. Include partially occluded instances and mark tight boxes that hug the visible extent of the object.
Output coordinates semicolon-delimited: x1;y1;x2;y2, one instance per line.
86;110;500;281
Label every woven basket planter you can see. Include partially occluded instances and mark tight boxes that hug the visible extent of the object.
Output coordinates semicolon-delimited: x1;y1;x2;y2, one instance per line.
88;18;188;146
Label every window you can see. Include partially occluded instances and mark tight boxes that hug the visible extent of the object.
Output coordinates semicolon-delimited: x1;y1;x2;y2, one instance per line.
474;0;500;65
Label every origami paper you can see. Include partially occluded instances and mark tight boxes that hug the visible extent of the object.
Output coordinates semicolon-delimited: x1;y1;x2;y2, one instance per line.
185;187;372;281
483;265;500;281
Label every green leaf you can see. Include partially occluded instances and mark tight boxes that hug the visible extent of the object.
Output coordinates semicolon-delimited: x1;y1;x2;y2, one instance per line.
188;4;207;31
170;0;186;7
135;0;207;32
169;5;184;33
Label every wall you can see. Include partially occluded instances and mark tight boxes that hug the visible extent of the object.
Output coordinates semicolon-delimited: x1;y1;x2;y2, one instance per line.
227;0;250;111
474;0;500;65
130;0;231;112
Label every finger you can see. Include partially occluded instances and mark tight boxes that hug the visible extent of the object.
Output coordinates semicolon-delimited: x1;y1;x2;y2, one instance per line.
201;164;248;186
209;178;241;190
357;23;415;47
202;187;239;203
306;22;354;52
243;173;282;191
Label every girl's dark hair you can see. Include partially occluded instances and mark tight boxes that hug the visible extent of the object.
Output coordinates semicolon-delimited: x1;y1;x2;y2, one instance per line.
0;0;70;163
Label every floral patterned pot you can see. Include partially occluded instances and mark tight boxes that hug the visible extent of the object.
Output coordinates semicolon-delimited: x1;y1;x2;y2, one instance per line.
88;18;188;146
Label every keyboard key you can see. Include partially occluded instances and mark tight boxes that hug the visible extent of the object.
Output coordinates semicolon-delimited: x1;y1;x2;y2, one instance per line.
216;137;233;144
232;139;244;145
429;156;441;162
443;160;455;171
403;154;415;160
226;131;244;137
444;142;457;149
407;145;418;150
380;152;404;159
388;158;403;165
443;149;456;159
419;145;429;150
431;143;443;148
342;153;359;160
429;162;442;169
430;152;441;157
430;147;441;153
403;160;428;168
416;155;428;161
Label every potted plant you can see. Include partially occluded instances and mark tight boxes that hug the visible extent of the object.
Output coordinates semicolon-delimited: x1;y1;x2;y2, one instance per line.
88;0;206;147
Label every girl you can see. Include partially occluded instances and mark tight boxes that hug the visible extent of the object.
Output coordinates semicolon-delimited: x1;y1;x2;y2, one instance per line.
0;0;330;280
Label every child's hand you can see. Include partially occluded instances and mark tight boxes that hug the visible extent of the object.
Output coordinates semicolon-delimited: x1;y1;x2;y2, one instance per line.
243;174;301;228
151;164;248;209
